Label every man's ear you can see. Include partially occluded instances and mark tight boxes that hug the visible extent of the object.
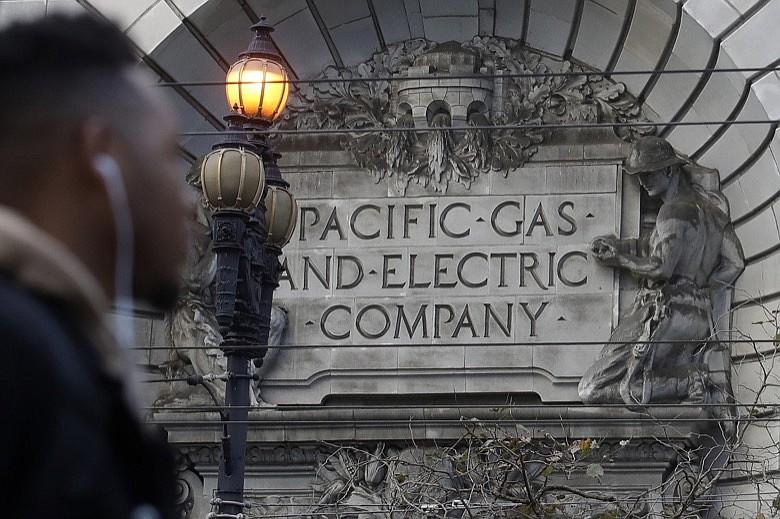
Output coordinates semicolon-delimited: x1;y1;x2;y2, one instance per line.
76;118;114;187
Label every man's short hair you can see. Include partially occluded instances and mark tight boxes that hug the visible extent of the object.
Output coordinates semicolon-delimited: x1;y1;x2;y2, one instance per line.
0;14;137;134
0;14;140;200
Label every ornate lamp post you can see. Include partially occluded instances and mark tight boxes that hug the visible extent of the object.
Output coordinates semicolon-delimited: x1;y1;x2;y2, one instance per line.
201;18;296;518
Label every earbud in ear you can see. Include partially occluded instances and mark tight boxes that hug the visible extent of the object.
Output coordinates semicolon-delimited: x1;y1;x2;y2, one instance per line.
93;153;121;181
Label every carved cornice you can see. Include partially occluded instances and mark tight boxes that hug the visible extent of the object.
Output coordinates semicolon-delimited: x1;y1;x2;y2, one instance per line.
176;438;683;468
177;443;329;466
597;438;685;463
277;36;651;193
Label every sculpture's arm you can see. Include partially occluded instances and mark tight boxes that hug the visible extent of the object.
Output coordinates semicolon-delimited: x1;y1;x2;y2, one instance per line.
591;234;638;255
708;224;745;346
709;224;745;290
592;212;684;282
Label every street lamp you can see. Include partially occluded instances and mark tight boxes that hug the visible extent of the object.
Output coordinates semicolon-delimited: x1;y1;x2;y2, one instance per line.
201;17;296;519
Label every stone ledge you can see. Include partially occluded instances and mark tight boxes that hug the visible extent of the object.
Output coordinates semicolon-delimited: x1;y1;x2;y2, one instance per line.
158;405;715;445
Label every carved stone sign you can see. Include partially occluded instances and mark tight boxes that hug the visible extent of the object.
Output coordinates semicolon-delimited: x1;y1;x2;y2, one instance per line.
277;165;620;345
267;157;636;404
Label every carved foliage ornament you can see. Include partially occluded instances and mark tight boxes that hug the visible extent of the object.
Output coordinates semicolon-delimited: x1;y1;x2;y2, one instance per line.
251;438;706;518
278;36;652;193
254;436;639;518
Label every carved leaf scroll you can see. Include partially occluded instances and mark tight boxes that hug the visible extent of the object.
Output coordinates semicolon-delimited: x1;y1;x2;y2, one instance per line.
277;36;652;193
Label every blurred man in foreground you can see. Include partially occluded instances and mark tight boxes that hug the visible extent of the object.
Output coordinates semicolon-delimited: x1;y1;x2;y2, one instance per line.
0;14;190;518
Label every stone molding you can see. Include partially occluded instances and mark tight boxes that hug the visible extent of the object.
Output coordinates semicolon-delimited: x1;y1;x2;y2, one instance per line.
177;443;329;467
160;406;714;445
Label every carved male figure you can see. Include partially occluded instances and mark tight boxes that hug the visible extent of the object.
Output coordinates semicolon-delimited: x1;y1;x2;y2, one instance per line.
578;136;744;405
161;186;224;406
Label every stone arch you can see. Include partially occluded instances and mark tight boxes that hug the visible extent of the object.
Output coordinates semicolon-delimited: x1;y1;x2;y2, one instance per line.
4;0;771;394
425;100;451;127
466;100;489;123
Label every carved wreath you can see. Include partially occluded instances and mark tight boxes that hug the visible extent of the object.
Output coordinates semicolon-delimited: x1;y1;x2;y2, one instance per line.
277;36;652;194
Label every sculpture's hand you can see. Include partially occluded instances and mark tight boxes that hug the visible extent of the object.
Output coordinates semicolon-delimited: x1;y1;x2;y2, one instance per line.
591;235;620;265
633;342;648;358
204;331;220;349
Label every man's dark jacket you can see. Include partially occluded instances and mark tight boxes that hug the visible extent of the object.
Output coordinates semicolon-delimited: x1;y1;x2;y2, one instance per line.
0;277;178;518
0;208;178;518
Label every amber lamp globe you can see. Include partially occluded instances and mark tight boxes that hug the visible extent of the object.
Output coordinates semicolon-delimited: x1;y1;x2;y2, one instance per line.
226;19;289;123
200;147;265;211
264;184;297;248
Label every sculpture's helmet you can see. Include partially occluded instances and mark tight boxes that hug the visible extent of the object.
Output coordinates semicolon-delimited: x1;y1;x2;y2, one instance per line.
624;136;686;174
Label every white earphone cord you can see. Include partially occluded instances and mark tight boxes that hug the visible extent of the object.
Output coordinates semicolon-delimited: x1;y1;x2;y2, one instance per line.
93;154;135;352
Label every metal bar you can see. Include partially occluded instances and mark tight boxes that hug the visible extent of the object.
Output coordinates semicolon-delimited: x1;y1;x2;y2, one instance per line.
175;118;780;136
151;66;780;87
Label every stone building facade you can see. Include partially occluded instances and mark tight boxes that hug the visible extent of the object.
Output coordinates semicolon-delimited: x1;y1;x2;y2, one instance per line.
2;0;780;516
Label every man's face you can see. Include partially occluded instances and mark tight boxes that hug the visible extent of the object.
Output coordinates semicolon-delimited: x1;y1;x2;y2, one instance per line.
637;168;671;198
114;75;191;309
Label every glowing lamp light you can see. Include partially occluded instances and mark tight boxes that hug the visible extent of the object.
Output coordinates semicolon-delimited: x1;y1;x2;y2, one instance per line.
200;147;265;211
226;18;290;123
226;57;289;122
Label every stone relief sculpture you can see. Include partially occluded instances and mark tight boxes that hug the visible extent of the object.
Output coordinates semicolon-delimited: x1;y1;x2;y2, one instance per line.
157;181;225;406
277;36;652;193
156;166;288;406
253;303;288;405
173;454;205;519
578;136;745;408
